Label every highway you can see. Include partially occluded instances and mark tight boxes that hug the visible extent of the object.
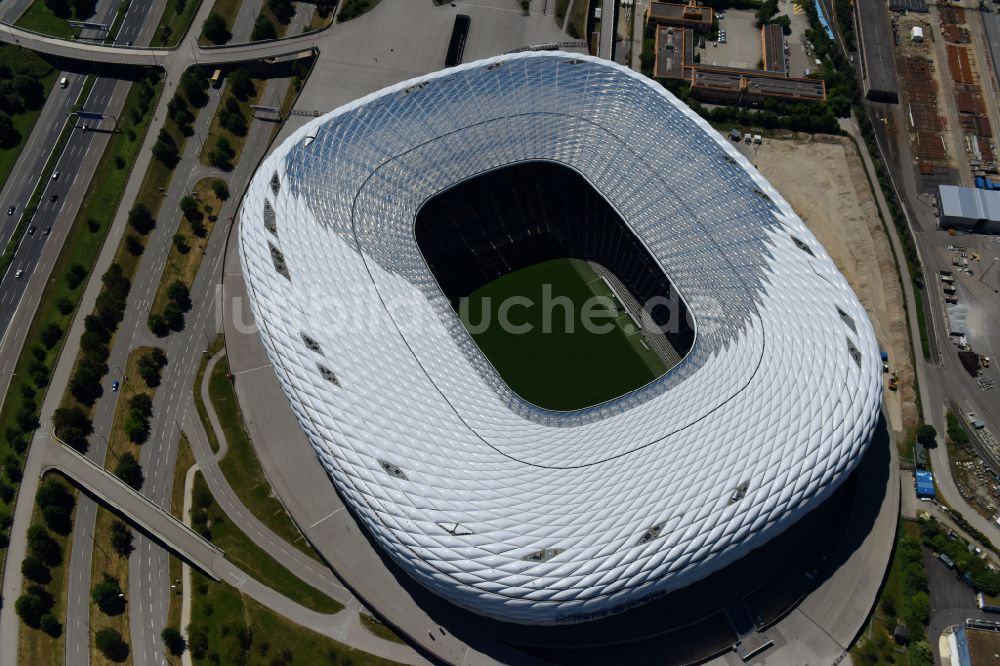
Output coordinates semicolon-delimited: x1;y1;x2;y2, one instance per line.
0;0;156;332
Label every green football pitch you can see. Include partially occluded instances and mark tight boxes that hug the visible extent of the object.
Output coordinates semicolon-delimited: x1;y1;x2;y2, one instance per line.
460;258;666;411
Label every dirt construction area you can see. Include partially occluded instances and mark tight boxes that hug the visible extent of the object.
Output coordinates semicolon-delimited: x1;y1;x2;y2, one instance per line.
749;134;919;436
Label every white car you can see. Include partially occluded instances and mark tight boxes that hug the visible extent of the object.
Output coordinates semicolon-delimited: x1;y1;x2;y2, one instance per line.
15;269;23;279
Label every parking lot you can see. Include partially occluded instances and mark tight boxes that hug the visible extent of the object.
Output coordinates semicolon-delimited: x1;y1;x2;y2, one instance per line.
703;9;762;69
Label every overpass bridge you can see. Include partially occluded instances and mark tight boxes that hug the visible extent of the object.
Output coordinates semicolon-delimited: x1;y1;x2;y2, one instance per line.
43;442;225;580
0;22;318;66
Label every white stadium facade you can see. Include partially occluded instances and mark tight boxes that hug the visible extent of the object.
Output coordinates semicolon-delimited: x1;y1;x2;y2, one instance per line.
239;52;882;625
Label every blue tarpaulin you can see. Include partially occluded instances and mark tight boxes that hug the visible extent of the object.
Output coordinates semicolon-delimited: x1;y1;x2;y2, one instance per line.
915;470;935;498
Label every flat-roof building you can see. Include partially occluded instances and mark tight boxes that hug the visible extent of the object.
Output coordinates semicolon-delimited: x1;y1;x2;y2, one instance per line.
937;185;1000;233
653;26;825;103
654;26;693;79
646;0;713;29
856;0;900;102
762;24;786;73
690;67;826;104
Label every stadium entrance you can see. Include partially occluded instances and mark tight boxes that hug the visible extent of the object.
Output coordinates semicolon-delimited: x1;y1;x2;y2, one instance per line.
415;161;694;410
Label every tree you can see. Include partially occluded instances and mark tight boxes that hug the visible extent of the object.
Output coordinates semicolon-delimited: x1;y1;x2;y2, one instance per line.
110;520;134;557
69;361;104;406
909;640;933;666
916;424;937;449
163;301;185;332
125;234;144;256
148;313;169;338
201;12;231;45
15;585;54;628
773;14;791;35
227;69;255;102
161;626;187;656
179;195;201;221
21;555;51;584
129;392;153;417
37;478;75;535
209;136;235;171
267;0;294;24
95;627;129;661
138;349;167;387
53;406;94;454
26;524;62;566
44;0;70;18
128;203;156;234
92;573;126;615
173;233;190;254
152;129;179;168
40;612;62;637
114;452;144;490
66;263;87;289
39;322;62;350
187;623;209;659
251;15;277;41
220;97;247;136
211;179;230;200
167;281;191;311
0;111;20;149
168;95;194;133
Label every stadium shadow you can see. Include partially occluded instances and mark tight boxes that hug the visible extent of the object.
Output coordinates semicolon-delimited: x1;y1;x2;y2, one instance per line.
338;412;892;665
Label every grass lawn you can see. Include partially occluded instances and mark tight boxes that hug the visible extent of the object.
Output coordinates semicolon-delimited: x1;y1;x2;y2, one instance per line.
103;346;161;471
308;6;334;31
198;76;263;168
0;46;57;188
208;354;321;561
0;73;161;576
153;0;204;46
166;435;192;665
257;1;294;38
192;334;225;454
850;519;923;666
86;345;161;664
360;613;405;644
555;0;570;25
197;0;240;44
337;0;382;21
567;0;589;38
192;472;342;613
188;573;399;666
462;258;665;411
149;177;220;320
89;506;131;666
171;433;196;520
17;489;76;666
15;0;80;38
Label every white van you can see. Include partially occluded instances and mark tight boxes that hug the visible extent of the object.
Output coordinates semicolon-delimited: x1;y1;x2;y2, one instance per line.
59;77;68;89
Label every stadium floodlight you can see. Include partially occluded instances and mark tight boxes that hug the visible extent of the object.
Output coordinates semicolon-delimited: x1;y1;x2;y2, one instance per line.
239;52;881;625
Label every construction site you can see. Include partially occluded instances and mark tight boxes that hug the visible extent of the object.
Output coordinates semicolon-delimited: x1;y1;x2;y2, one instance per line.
893;3;1000;192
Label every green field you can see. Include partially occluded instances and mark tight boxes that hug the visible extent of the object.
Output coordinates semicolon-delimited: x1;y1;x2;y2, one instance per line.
461;259;665;411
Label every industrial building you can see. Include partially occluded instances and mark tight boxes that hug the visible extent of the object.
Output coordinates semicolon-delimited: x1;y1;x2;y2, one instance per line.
856;0;900;102
646;0;713;29
654;26;825;103
936;184;1000;233
240;52;879;624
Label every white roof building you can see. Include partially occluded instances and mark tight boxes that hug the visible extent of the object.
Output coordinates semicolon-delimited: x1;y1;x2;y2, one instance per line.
937;185;1000;233
239;52;881;624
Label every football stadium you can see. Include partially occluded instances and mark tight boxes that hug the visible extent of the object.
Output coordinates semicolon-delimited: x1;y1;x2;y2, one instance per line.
239;52;882;626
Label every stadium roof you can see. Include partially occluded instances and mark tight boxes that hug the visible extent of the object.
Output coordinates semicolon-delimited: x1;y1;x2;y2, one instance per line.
239;52;882;624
